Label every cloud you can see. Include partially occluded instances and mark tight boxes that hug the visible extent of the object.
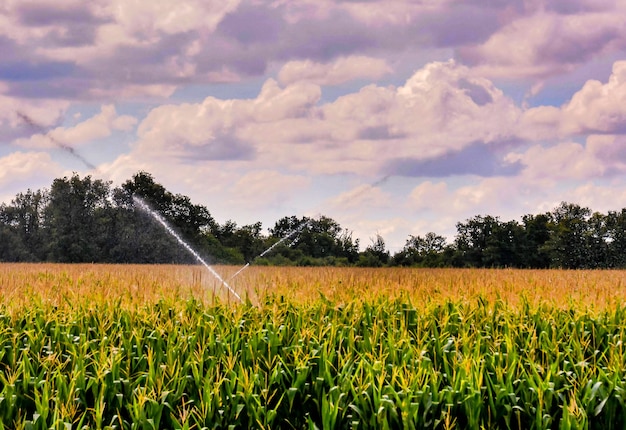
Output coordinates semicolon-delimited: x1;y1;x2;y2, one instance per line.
227;170;311;209
0;96;69;141
278;56;392;86
507;142;605;182
520;61;626;138
14;1;110;47
0;0;623;102
326;181;391;211
409;181;449;212
126;60;522;178
560;61;626;134
459;9;626;78
0;1;496;100
133;78;322;163
0;151;61;189
15;105;137;149
383;142;523;178
405;174;570;237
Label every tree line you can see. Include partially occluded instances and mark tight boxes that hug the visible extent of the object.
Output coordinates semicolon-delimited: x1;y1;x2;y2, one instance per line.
2;172;626;269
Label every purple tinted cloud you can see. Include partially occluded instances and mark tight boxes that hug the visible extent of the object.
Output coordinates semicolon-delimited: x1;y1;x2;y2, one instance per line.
546;0;612;14
538;27;621;64
418;5;502;47
1;0;623;102
0;61;75;82
458;79;494;105
279;11;379;61
382;142;523;178
15;3;108;47
178;134;257;162
217;4;283;44
15;3;107;26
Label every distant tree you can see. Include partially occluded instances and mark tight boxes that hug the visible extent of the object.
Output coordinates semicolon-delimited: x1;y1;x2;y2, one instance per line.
268;215;359;265
0;189;47;261
358;234;390;267
392;232;447;267
606;209;626;268
520;213;551;268
214;220;265;263
454;216;500;267
44;174;112;262
0;222;30;261
544;202;592;269
483;220;525;267
585;212;609;268
115;171;228;264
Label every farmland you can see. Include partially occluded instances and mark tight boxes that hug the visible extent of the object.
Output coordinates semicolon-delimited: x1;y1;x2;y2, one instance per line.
2;265;626;428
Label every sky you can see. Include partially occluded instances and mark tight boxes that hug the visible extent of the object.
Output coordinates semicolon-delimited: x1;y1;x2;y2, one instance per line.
2;0;626;252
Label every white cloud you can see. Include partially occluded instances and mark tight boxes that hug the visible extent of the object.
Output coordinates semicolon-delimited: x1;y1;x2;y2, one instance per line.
0;151;61;188
127;60;523;180
326;182;391;211
227;170;311;209
564;183;626;213
560;61;626;134
409;181;449;212
278;56;392;86
460;10;625;78
15;105;137;149
519;61;626;140
108;0;240;37
0;97;68;136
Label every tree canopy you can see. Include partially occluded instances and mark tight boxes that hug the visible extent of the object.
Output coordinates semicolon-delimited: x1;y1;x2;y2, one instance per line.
2;172;626;269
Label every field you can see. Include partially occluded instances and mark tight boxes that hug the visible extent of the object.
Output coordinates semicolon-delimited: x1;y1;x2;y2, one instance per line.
2;264;626;429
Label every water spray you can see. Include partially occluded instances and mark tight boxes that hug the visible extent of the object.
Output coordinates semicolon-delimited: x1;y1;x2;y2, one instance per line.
227;217;313;282
132;195;242;303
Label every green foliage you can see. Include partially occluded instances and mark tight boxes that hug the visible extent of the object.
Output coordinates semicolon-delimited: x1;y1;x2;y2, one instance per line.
44;174;113;262
269;216;360;265
5;171;626;268
2;298;626;428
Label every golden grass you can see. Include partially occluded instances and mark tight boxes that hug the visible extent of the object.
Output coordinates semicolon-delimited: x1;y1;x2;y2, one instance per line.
2;263;626;312
237;266;626;310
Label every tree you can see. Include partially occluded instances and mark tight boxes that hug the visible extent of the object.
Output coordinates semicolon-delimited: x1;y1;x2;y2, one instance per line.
44;174;112;262
117;171;227;264
454;216;500;267
358;234;390;267
520;213;551;268
606;209;626;268
268;215;359;265
544;202;592;269
392;232;447;267
483;220;525;268
585;212;609;268
215;221;265;263
0;189;47;261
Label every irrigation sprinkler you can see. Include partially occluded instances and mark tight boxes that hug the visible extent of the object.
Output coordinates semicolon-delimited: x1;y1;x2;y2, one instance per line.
132;195;243;303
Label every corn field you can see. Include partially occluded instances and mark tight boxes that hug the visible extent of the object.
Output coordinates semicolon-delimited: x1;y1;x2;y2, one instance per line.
2;264;626;429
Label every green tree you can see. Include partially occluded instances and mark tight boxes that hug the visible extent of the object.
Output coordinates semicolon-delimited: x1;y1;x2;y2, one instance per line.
544;202;592;269
0;189;47;261
454;215;500;267
358;234;390;267
268;215;359;265
117;171;228;264
392;232;447;267
520;213;551;268
606;209;626;268
44;174;112;262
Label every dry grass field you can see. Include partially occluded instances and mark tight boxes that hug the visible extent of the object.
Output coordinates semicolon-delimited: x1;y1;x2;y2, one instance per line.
2;263;626;428
2;263;626;311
